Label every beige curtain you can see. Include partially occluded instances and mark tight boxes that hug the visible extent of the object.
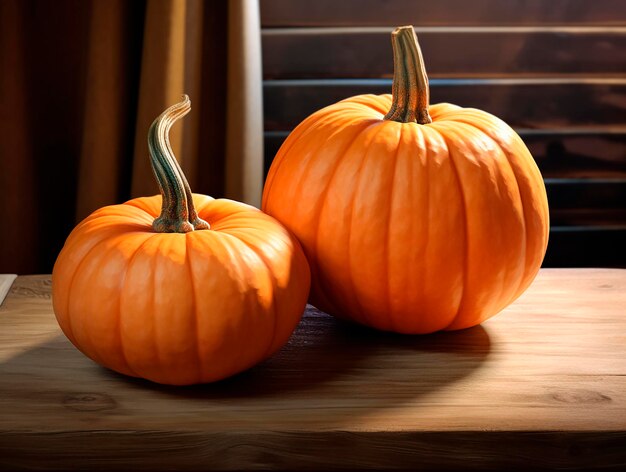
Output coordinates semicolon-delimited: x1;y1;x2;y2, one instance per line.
226;0;264;207
0;0;265;274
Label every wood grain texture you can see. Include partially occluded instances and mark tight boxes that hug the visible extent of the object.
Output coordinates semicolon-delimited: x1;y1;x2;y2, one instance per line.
261;0;626;27
262;28;626;79
1;272;626;470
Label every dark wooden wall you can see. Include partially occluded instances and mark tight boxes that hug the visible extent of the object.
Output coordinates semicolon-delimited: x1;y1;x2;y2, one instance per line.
260;0;626;267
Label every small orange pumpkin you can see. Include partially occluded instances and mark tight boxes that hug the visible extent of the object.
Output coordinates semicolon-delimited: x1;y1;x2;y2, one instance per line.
52;96;310;385
262;26;549;334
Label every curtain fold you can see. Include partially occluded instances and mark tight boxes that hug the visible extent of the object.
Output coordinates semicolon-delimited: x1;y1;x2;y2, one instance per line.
226;0;264;208
0;0;265;274
0;0;37;274
131;0;189;199
76;0;145;220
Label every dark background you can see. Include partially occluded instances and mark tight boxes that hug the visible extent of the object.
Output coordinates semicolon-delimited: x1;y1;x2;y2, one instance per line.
260;0;626;268
0;0;229;274
0;0;624;273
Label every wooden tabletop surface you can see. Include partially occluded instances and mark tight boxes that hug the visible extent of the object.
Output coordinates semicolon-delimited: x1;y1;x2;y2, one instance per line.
1;270;625;470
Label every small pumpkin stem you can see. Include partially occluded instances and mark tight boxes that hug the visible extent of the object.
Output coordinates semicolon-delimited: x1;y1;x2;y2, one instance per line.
384;26;432;125
148;95;209;233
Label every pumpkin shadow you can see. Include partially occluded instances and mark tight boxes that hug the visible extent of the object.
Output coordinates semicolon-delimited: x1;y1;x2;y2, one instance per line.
0;305;491;418
113;305;492;406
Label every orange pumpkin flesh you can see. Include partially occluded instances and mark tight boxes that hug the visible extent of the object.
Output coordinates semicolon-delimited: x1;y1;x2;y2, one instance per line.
52;97;310;385
262;27;549;334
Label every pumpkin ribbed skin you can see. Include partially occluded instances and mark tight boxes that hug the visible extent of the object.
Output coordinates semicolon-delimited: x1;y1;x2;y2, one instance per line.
52;194;310;385
262;95;549;333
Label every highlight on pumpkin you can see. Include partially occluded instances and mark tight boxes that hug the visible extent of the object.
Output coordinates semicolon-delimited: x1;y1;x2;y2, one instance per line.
262;25;550;334
51;96;311;385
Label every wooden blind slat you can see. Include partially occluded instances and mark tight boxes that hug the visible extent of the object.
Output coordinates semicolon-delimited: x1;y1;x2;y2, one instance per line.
261;0;626;27
543;226;626;267
545;179;626;210
264;79;626;130
263;29;626;79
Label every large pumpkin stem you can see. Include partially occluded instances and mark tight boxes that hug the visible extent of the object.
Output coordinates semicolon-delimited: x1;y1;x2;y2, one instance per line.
384;26;432;125
148;95;209;233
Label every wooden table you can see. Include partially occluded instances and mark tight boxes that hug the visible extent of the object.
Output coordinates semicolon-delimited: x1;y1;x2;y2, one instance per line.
1;270;625;471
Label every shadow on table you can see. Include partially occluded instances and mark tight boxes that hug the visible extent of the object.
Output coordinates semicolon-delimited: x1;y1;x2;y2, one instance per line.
0;305;492;413
113;305;493;404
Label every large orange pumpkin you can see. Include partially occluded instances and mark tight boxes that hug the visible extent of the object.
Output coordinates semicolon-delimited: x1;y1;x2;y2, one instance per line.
262;26;549;334
52;96;310;385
